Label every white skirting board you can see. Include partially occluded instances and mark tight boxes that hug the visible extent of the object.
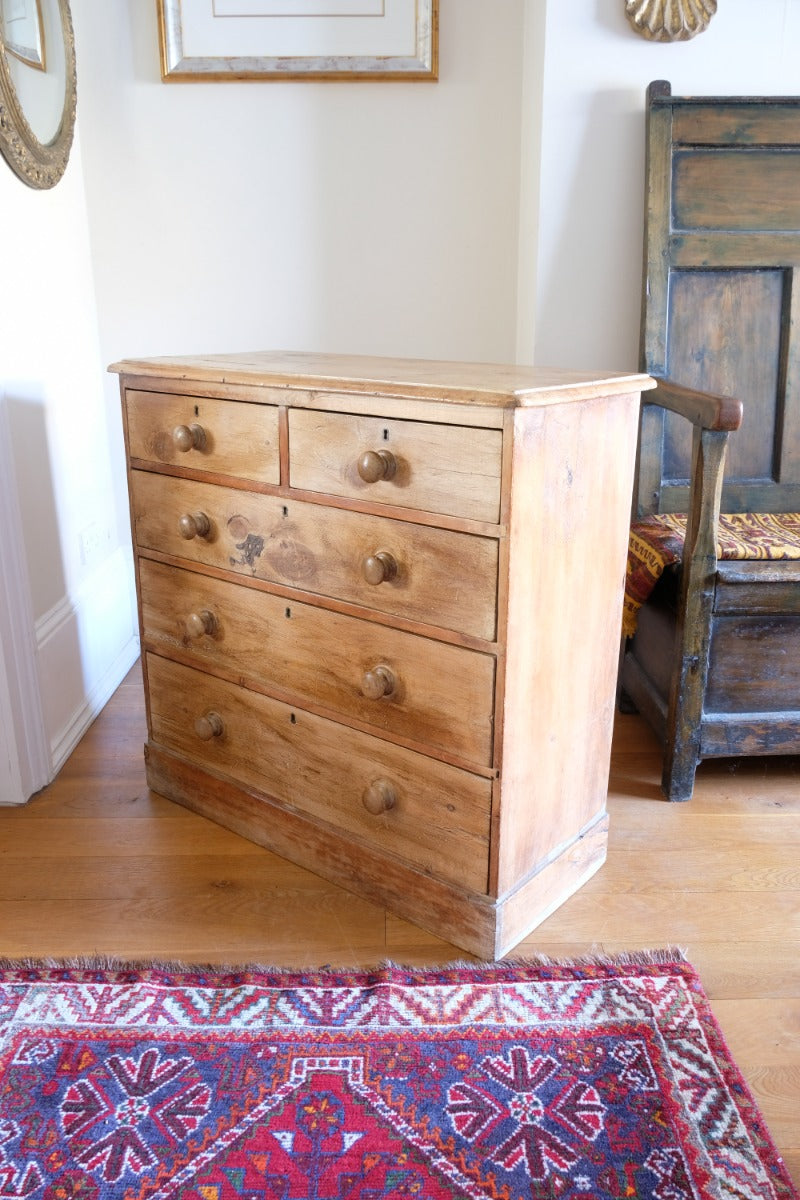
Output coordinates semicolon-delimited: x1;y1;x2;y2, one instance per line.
0;547;139;806
35;547;140;782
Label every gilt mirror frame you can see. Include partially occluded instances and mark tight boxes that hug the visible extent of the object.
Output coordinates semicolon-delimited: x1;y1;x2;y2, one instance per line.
0;0;77;189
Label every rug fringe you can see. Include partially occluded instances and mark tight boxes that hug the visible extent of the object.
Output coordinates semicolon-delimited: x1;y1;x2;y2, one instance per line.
448;946;689;970
0;947;689;975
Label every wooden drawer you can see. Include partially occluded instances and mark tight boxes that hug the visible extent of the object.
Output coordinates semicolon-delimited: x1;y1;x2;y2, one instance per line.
126;390;280;484
147;654;492;893
289;408;502;522
140;559;495;765
131;471;499;640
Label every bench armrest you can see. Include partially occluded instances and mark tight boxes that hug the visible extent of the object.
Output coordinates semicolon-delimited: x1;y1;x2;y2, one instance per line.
646;378;743;432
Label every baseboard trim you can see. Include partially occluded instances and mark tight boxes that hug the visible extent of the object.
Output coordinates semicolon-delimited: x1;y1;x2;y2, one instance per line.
36;547;139;777
50;634;140;775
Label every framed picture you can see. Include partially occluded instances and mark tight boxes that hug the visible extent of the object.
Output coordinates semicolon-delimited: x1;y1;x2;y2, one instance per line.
156;0;438;82
1;0;46;71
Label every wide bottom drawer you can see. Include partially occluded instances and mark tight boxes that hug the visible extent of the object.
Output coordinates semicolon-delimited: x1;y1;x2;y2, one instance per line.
146;654;492;893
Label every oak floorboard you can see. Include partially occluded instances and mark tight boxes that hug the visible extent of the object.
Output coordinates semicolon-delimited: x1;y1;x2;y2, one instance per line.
1;662;797;1187
0;853;345;901
0;817;264;857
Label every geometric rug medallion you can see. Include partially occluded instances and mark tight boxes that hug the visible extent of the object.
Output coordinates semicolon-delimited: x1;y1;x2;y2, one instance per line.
0;953;796;1199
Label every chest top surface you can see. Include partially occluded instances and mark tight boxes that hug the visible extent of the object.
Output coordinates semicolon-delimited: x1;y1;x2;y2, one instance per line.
110;349;653;409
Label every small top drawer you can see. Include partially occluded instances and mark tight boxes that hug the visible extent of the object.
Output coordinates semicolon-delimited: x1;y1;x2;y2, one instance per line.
126;390;280;485
289;409;502;523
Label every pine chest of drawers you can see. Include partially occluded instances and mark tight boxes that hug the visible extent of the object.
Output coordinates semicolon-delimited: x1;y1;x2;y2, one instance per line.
112;351;653;958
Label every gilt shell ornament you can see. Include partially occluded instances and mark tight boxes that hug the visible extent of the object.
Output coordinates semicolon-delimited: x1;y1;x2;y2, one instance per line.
625;0;717;41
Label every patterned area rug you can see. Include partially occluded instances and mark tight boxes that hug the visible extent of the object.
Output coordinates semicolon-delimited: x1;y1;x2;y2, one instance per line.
0;953;796;1199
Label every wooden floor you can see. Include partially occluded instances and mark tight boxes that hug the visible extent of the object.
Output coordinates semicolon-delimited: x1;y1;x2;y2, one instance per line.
2;660;798;1185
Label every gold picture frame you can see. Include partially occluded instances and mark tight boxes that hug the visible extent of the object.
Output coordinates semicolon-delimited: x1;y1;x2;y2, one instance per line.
1;0;46;71
157;0;439;82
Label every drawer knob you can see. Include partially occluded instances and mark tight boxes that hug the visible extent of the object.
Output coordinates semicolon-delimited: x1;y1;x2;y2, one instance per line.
194;711;224;740
362;778;396;815
361;666;395;700
173;423;207;453
357;449;397;483
179;511;211;540
186;609;217;638
362;551;398;585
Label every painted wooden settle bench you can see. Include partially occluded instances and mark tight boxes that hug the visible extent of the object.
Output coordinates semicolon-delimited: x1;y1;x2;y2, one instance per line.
619;80;800;802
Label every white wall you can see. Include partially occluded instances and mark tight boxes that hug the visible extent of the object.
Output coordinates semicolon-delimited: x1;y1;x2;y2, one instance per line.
534;0;800;373
74;0;526;363
0;125;138;801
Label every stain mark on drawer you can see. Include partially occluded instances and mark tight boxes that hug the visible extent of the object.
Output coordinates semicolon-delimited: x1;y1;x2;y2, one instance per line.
266;520;319;580
230;531;265;570
227;515;250;540
267;534;318;583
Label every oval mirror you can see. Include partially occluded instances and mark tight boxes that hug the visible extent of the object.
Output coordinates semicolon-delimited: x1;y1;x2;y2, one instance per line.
0;0;77;189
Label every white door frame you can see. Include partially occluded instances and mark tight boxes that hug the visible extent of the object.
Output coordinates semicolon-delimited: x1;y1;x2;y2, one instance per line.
0;636;24;803
0;394;50;804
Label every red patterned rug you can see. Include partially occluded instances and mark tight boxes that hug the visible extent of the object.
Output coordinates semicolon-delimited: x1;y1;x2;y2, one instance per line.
0;953;796;1199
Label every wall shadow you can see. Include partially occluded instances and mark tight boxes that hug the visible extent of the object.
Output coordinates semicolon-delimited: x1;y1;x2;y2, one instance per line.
5;393;67;616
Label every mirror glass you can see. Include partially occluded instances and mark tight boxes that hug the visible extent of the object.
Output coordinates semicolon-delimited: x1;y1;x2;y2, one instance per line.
0;0;76;189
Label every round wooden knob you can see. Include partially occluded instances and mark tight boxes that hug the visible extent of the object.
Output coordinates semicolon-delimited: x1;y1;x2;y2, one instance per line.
361;666;395;700
362;778;396;815
173;423;207;453
186;609;217;638
362;551;398;585
179;511;211;540
357;449;397;483
194;711;224;740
